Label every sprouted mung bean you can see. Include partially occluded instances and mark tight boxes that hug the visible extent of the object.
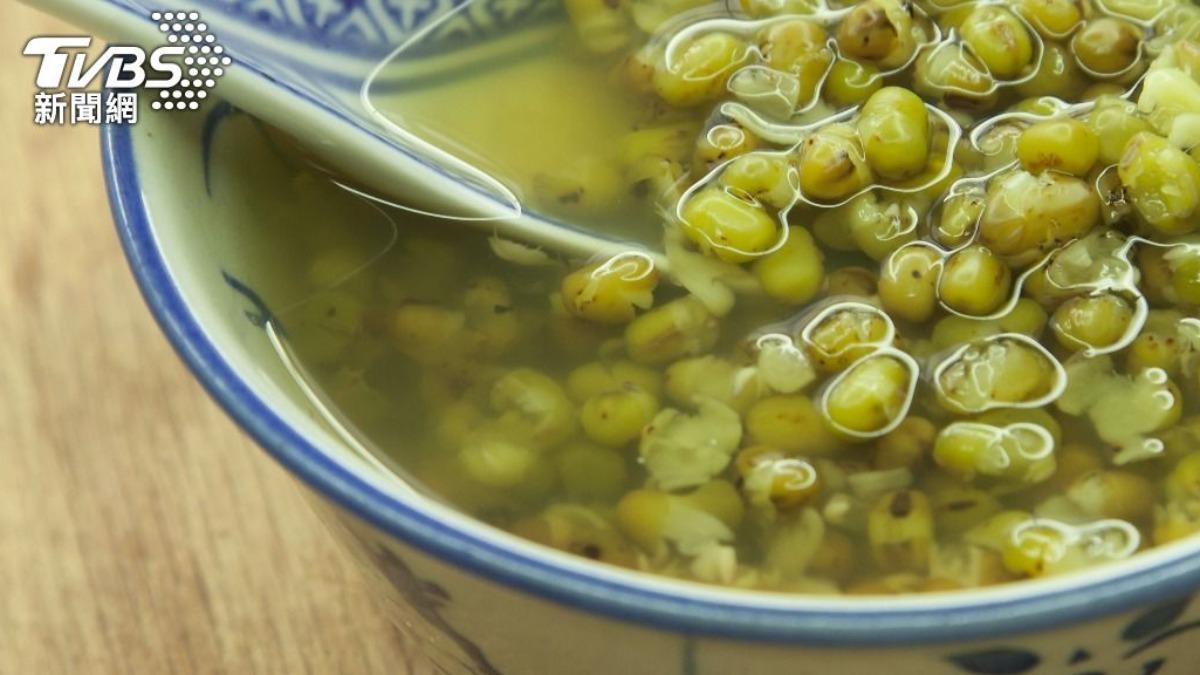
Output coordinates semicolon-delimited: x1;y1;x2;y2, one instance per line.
281;0;1200;595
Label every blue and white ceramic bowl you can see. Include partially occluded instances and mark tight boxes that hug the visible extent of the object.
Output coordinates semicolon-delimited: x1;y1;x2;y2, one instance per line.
75;0;1200;672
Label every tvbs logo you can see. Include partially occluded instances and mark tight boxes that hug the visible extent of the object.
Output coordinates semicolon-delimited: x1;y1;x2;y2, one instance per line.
23;11;229;125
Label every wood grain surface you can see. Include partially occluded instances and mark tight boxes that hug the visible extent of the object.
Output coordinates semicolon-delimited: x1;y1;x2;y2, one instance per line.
0;6;416;673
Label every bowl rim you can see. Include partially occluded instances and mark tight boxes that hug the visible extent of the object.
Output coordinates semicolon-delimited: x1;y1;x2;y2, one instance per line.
101;117;1200;646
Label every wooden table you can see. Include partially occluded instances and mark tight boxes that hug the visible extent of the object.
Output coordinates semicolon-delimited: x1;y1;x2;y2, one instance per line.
0;7;415;673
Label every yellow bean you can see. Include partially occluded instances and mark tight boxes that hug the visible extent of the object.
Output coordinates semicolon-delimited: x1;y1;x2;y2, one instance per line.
936;336;1059;413
664;355;760;412
1119;132;1200;236
1071;17;1143;77
513;505;636;566
1138;246;1178;306
759;18;833;104
824;58;882;107
746;395;841;455
1015;42;1084;99
752;226;825;305
683;480;746;530
720;152;796;210
615;489;673;550
933;420;1056;484
625;296;720;365
804;305;893;372
977;170;1099;261
1125;331;1184;377
1067;470;1154;522
867;490;934;573
874;416;937;470
563;0;633;54
1166;453;1200;503
1050;293;1135;352
1155;500;1200;546
845;192;921;261
836;0;918;69
1087;95;1150;166
693;121;759;176
566;360;662;403
879;245;942;323
914;42;997;111
959;5;1035;79
580;387;660;448
459;436;537;488
1172;253;1200;306
937;245;1012;316
857;87;931;181
654;32;751;106
561;255;659;325
798;123;873;203
932;487;1002;536
490;368;576;449
930;298;1047;349
824;266;879;297
1013;0;1086;38
933;190;985;248
735;446;823;509
1016;118;1099;177
680;187;780;263
823;354;915;436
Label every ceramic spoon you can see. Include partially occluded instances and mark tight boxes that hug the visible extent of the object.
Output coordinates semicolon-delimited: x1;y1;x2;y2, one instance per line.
30;0;667;268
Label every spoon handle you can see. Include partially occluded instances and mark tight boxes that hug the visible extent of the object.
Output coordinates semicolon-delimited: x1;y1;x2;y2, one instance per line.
29;0;670;272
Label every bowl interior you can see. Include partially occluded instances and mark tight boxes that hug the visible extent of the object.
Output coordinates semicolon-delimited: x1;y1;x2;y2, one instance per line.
105;94;1200;645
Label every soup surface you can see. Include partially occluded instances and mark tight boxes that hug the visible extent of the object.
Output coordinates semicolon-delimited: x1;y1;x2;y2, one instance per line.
280;0;1200;595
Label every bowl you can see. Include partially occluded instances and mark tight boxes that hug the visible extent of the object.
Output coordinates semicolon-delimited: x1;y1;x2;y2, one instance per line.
99;5;1200;675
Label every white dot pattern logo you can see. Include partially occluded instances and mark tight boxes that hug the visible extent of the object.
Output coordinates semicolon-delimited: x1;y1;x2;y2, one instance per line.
150;11;227;112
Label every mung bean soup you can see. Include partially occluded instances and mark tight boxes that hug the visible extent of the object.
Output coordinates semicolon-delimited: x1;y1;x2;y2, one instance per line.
282;0;1200;594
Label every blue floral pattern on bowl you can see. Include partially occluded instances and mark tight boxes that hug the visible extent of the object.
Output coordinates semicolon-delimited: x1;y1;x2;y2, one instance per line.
947;596;1198;674
81;0;562;141
215;0;546;53
108;0;559;72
